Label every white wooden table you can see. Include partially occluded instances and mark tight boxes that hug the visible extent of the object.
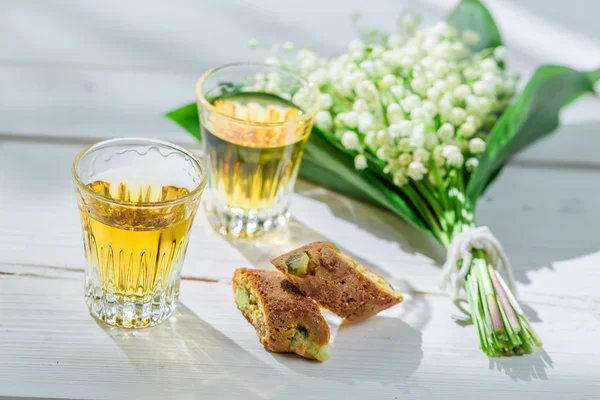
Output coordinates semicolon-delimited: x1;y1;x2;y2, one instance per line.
1;1;600;399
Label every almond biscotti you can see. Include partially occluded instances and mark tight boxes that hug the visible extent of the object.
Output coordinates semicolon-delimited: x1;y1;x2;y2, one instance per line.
270;241;403;321
232;268;331;361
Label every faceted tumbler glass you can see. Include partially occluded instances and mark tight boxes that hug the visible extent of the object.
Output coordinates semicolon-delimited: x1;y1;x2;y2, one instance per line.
72;138;206;328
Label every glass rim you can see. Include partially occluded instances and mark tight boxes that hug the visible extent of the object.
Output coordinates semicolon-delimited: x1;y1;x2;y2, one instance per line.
72;137;208;208
196;62;321;127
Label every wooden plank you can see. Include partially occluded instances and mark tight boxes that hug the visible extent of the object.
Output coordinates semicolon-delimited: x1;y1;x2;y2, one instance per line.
1;140;600;291
1;272;599;399
3;0;599;71
0;0;441;69
1;63;599;166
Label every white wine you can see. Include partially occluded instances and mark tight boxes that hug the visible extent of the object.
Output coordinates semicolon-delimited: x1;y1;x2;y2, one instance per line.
81;180;195;327
202;93;312;237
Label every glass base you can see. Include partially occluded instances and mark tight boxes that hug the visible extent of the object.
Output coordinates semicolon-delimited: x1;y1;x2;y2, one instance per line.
205;207;290;238
85;281;178;328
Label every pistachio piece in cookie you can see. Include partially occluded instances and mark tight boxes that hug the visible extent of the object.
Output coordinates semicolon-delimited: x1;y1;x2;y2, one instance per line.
285;251;310;276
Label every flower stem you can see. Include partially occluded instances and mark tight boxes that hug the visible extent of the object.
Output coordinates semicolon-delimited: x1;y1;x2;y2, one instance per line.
463;249;542;356
403;184;450;247
402;167;541;357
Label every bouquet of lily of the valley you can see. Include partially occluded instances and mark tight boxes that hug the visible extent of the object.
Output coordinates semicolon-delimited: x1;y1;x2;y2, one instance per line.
166;0;599;357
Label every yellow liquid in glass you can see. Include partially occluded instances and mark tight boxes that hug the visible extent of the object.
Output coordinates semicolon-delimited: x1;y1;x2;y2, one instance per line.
203;96;310;211
82;181;193;298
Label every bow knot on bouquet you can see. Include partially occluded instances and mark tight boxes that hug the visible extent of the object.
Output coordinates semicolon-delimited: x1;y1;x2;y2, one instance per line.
167;0;600;356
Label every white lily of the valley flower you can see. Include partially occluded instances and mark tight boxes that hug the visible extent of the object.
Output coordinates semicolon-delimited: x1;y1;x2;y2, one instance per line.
413;148;430;162
358;112;375;133
376;145;393;161
407;161;427;180
433;79;448;93
432;41;452;59
376;129;393;146
360;60;376;75
453;84;471;100
466;157;479;171
466;114;482;128
410;77;427;94
390;85;405;99
343;71;367;92
401;94;421;112
420;56;435;69
443;145;465;168
472;81;495;97
450;42;469;58
433;146;445;167
421;36;439;52
341;111;359;128
308;68;328;87
393;170;409;186
389;120;412;138
348;39;365;53
399;56;416;69
355;80;379;100
426;86;442;101
398;138;412;152
387;34;405;49
494;46;507;61
449;107;468;126
342;130;361;150
480;58;499;72
300;58;317;72
460;121;477;138
354;154;368;170
410;124;426;148
365;130;377;147
380;74;397;90
353;99;370;113
387;103;405;123
445;73;462;89
398;152;413;166
469;137;486;153
314;111;333;131
461;64;475;78
437;123;455;140
320;93;333;110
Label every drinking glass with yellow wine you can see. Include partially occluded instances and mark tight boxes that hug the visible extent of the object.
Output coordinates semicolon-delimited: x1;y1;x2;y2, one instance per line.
196;63;320;238
72;138;207;328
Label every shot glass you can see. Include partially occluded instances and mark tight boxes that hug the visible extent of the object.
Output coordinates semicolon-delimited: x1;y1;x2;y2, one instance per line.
72;138;207;328
196;63;320;238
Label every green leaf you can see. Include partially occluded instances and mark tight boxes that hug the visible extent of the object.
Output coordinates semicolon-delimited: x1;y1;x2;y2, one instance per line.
301;129;429;233
467;66;600;202
447;0;502;50
165;103;201;141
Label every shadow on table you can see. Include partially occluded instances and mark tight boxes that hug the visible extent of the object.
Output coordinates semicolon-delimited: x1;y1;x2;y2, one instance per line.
294;181;445;265
97;304;288;399
489;348;554;382
274;315;423;386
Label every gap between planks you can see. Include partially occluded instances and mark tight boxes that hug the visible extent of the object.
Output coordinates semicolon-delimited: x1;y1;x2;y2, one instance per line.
1;261;596;313
2;131;600;172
